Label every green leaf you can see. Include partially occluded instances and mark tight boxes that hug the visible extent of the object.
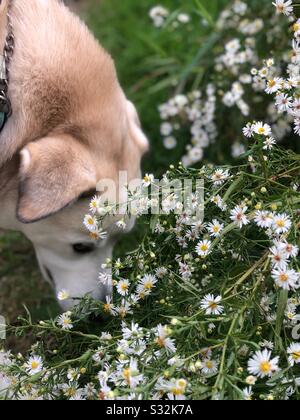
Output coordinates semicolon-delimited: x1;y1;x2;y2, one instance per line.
275;289;288;351
194;0;214;27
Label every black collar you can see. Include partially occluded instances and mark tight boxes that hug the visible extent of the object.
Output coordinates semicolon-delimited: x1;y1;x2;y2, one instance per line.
0;1;14;132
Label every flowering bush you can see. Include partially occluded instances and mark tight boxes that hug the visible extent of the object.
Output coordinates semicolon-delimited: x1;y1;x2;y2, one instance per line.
149;0;300;166
1;0;300;401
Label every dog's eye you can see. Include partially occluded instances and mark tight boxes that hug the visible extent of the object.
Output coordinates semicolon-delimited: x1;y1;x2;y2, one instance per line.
72;243;95;254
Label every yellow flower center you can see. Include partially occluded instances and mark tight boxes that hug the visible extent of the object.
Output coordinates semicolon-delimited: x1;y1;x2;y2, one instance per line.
31;361;39;370
268;79;276;88
144;281;153;290
201;245;208;252
171;387;184;396
260;361;271;374
258;127;265;135
279;274;288;283
205;360;214;369
123;368;131;384
66;388;76;397
293;23;300;32
276;219;285;228
157;337;166;348
103;303;111;313
89;232;99;241
177;379;187;388
208;302;218;311
292;351;300;361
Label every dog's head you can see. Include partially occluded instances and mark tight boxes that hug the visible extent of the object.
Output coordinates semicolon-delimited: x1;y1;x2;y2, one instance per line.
18;98;148;310
15;99;148;310
0;0;149;309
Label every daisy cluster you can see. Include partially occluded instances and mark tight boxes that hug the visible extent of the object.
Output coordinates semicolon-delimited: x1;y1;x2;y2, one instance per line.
251;1;300;138
158;86;217;166
151;0;297;165
149;6;190;28
2;127;300;400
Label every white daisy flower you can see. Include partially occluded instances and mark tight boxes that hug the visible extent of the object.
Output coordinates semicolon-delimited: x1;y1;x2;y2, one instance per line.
156;324;176;354
272;213;292;234
25;356;44;376
243;123;255;138
230;205;249;229
272;0;293;16
269;245;289;269
254;211;274;229
294;118;300;135
247;349;279;378
200;294;224;316
116;219;127;230
211;195;227;211
98;272;112;286
265;77;283;94
122;322;144;340
89;228;108;242
243;387;253;400
196;240;212;257
207;220;224;237
142;173;155;188
163;136;177;150
156;378;187;400
83;214;98;232
201;358;219;375
115;300;133;319
272;268;299;290
57;312;73;330
177;13;190;24
277;241;299;258
89;195;102;214
263;137;276;150
211;169;230;186
253;122;272;137
275;93;293;113
57;289;70;301
287;343;300;366
120;358;144;389
116;279;130;296
103;296;117;316
136;274;158;296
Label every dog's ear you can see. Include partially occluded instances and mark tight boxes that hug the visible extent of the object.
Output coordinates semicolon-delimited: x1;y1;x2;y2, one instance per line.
17;135;96;223
126;100;149;154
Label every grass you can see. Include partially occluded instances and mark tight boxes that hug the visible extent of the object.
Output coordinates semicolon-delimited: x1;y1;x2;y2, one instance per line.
86;0;227;172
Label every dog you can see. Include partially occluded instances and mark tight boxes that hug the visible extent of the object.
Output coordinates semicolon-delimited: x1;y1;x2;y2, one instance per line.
0;0;148;309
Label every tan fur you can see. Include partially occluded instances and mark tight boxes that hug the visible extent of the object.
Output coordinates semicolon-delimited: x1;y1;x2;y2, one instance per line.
0;0;148;307
0;0;148;221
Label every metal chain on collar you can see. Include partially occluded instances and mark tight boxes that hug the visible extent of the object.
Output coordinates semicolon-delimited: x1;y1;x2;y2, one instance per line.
0;0;14;126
